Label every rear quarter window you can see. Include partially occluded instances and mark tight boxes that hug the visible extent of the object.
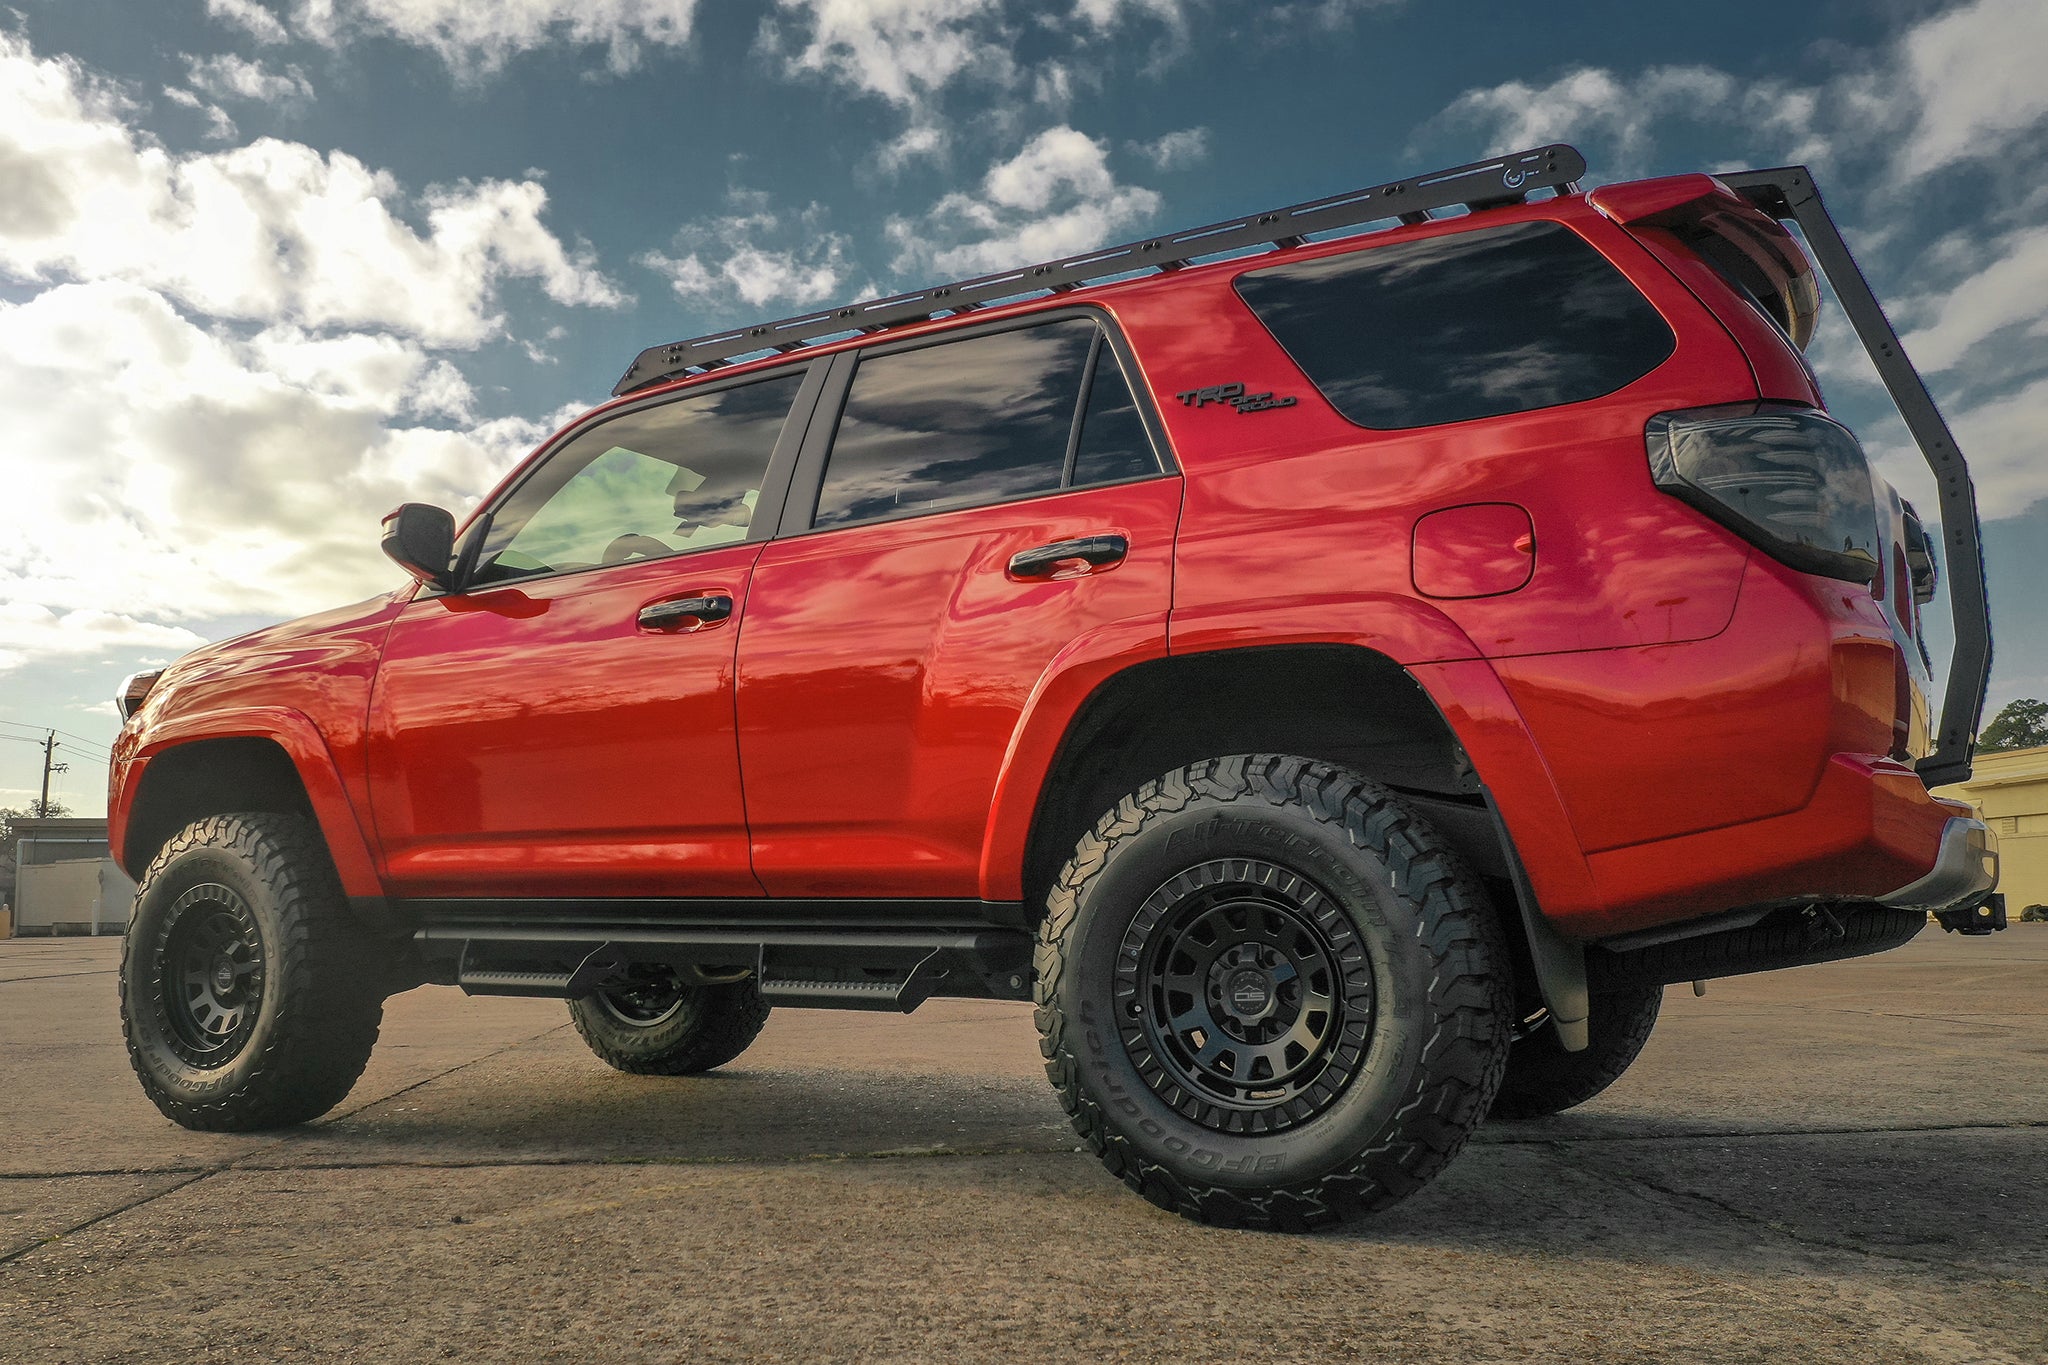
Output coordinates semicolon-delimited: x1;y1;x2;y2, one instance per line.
1233;220;1675;430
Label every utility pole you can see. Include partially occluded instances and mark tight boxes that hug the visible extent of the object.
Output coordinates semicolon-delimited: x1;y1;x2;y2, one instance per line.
37;732;67;817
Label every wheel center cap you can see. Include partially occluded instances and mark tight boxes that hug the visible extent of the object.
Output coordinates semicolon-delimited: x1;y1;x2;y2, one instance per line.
1225;967;1276;1021
212;958;237;994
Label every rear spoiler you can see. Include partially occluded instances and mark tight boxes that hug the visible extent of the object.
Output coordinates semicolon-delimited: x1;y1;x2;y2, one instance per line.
1713;167;1992;789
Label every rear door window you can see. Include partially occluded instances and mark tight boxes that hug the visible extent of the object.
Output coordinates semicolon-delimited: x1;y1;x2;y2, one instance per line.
1233;220;1675;430
811;317;1161;530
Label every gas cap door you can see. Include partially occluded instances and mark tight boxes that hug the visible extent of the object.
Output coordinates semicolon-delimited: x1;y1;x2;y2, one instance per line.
1411;503;1536;599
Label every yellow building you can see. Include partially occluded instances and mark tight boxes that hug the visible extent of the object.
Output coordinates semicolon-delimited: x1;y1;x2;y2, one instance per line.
1938;744;2048;914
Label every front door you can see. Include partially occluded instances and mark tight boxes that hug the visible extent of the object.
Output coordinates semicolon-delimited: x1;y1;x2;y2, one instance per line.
735;314;1181;897
367;367;814;899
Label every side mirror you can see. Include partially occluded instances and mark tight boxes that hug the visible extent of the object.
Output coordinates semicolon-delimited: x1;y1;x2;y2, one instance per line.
380;503;457;591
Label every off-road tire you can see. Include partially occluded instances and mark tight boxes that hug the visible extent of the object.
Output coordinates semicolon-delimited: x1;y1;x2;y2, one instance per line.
1035;754;1513;1231
568;976;770;1075
120;813;385;1131
1489;984;1663;1120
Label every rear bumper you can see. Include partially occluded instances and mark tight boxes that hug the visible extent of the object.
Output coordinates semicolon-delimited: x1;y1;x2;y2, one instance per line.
1880;816;1999;913
1567;752;1970;937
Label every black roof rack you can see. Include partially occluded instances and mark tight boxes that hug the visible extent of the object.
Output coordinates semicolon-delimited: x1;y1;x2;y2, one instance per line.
611;143;1587;396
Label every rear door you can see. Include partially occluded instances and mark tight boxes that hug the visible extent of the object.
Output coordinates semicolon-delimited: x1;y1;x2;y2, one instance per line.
735;312;1180;898
367;366;819;899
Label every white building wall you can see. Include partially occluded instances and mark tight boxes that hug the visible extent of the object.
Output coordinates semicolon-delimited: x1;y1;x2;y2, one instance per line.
16;859;137;934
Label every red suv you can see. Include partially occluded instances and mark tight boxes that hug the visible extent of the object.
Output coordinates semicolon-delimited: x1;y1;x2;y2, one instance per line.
109;146;2002;1229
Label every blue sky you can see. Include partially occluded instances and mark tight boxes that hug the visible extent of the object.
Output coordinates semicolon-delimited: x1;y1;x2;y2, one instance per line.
3;0;2045;814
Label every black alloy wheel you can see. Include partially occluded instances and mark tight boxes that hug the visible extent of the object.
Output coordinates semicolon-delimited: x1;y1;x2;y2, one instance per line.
154;883;267;1068
593;971;690;1029
1119;860;1372;1134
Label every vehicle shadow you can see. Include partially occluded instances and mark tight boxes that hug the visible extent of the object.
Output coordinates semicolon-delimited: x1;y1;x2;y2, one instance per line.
291;1050;2048;1280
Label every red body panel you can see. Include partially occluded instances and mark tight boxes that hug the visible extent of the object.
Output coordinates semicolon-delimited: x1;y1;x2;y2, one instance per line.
1142;206;1757;669
108;595;402;897
365;545;765;898
736;479;1180;898
108;176;1969;947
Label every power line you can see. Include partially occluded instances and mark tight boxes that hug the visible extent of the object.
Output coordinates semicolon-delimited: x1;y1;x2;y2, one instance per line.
0;720;114;759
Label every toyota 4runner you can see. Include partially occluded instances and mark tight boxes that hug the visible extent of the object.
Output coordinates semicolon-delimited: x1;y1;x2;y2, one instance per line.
109;145;2003;1229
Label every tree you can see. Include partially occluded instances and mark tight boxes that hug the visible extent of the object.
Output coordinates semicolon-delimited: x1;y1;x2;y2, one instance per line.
1980;698;2048;754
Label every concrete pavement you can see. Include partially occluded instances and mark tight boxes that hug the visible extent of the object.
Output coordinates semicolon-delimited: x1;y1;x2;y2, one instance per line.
1;929;2043;1363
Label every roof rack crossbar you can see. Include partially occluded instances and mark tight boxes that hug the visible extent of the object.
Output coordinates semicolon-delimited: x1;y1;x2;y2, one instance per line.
611;143;1586;395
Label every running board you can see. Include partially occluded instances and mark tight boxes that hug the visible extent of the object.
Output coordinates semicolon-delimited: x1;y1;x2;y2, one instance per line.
424;920;1033;1012
758;950;949;1012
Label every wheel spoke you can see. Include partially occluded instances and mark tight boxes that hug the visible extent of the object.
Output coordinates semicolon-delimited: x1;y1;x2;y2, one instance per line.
1119;856;1374;1135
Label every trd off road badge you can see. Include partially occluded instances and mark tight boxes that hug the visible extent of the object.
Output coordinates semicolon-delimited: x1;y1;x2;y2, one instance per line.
1175;382;1297;414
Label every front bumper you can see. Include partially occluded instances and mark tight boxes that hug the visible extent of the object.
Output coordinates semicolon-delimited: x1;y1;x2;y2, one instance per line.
1880;816;1999;914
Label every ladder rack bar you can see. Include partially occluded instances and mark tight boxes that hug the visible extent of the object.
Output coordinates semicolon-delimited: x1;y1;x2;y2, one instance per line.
612;143;1585;396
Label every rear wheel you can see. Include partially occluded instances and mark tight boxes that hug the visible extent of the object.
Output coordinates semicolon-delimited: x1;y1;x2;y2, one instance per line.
567;971;770;1075
1035;754;1513;1230
1490;984;1663;1120
120;813;386;1131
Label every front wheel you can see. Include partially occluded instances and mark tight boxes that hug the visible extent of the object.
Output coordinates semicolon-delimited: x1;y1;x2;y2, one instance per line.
567;972;769;1075
1035;754;1513;1230
120;813;386;1131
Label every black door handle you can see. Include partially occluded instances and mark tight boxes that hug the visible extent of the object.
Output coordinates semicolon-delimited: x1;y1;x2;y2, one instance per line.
1008;535;1128;579
637;595;733;630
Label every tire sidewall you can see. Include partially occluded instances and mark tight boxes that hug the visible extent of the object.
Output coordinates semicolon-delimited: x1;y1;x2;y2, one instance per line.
1058;801;1442;1191
123;838;291;1106
570;986;704;1060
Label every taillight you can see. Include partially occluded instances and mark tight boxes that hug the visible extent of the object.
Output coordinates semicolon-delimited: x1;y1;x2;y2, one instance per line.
1900;500;1939;607
117;669;163;720
1645;402;1880;585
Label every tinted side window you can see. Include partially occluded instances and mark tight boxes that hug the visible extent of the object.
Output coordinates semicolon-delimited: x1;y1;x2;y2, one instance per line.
813;320;1097;529
1233;221;1676;430
1070;346;1160;487
472;371;804;586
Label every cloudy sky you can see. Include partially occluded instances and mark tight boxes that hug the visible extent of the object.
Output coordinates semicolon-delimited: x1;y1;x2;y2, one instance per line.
4;0;2045;814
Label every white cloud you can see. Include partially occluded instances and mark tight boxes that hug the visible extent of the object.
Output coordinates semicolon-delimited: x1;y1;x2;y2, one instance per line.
161;86;238;142
0;605;208;676
207;0;291;45
766;0;1013;110
1871;374;2048;522
1428;65;1826;175
878;123;945;172
294;0;699;76
1429;0;2048;184
0;280;560;647
181;53;314;105
639;199;856;310
887;125;1160;277
200;1;699;74
1072;0;1186;30
1899;226;2048;373
1895;0;2048;177
642;244;847;310
1132;126;1206;170
1032;61;1075;110
1268;0;1405;27
0;33;623;346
